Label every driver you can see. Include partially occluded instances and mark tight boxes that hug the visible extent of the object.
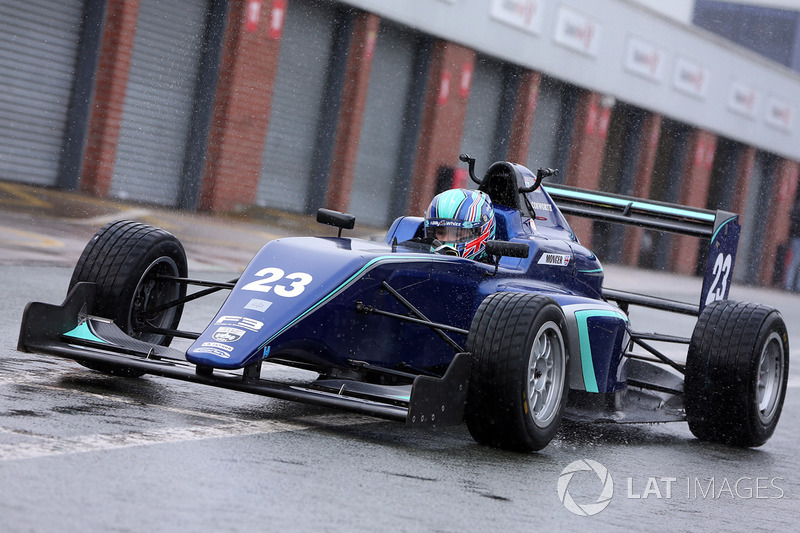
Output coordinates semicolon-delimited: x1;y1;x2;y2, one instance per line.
424;188;496;260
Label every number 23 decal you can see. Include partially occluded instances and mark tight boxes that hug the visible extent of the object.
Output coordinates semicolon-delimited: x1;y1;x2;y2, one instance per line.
705;253;732;306
242;267;313;297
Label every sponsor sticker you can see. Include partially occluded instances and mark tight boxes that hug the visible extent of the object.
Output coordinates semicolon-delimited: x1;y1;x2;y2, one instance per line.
212;327;246;343
216;315;263;332
554;7;601;58
244;299;273;312
194;347;231;359
490;0;544;36
673;57;709;99
201;342;234;352
624;36;664;83
765;97;794;132
538;253;571;266
728;80;758;119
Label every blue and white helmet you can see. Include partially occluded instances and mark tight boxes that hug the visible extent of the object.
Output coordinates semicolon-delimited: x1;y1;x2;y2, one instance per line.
424;189;496;260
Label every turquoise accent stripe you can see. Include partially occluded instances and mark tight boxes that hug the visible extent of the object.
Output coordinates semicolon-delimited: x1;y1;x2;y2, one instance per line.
710;216;737;243
259;255;454;350
549;187;716;222
64;322;106;344
574;309;629;393
579;268;603;274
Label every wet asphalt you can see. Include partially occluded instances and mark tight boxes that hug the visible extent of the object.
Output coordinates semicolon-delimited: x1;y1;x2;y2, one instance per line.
1;183;799;531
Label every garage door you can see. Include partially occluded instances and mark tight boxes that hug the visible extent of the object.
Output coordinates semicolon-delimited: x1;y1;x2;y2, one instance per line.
0;0;84;186
737;151;778;283
110;0;207;206
459;56;506;182
527;77;567;173
348;22;419;227
256;0;337;212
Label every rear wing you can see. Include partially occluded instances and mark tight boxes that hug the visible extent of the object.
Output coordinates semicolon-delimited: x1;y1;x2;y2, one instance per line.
543;184;740;314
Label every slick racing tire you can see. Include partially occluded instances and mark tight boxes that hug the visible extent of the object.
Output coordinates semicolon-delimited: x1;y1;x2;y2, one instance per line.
685;300;789;447
69;220;188;377
465;292;569;452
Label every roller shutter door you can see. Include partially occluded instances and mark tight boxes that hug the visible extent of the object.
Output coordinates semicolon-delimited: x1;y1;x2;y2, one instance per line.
348;23;417;227
0;0;84;186
256;0;336;212
527;77;567;172
110;0;207;206
459;57;505;182
737;152;777;283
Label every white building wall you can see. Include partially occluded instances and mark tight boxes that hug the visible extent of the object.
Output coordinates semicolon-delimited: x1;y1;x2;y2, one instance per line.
333;0;800;162
627;0;696;24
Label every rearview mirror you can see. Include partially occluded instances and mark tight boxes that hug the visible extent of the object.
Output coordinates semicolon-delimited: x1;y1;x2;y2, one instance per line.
317;208;355;237
485;240;529;258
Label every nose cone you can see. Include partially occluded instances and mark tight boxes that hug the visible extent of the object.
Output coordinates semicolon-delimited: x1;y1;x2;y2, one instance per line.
185;237;387;369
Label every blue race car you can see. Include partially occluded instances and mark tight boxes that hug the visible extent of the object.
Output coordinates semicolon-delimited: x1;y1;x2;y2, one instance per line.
18;155;789;452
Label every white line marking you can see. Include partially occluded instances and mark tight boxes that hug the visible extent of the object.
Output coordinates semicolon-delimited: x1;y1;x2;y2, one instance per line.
0;414;372;462
0;370;378;462
5;375;244;423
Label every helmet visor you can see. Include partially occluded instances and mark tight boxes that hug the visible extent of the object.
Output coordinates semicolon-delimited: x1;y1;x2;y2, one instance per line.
424;219;480;244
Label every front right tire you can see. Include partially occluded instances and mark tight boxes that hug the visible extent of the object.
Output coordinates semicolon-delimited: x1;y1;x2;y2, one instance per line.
464;292;569;452
69;220;188;377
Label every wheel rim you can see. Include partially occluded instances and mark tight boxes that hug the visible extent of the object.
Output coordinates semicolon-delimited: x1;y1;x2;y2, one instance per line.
756;331;785;424
527;321;566;428
130;257;181;342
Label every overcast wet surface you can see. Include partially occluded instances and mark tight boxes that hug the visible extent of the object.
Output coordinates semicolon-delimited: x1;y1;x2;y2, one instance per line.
1;214;799;531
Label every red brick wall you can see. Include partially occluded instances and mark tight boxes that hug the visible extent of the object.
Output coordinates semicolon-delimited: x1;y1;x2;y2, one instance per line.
324;12;380;212
622;112;662;266
759;158;800;285
80;0;140;197
564;91;612;247
670;129;716;275
199;0;284;212
506;70;541;166
407;41;476;216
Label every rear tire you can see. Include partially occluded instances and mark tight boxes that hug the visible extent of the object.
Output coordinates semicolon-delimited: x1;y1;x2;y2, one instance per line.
685;300;789;447
69;220;188;377
465;292;569;452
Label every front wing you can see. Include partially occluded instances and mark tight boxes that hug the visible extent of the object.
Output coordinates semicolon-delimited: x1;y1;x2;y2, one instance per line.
17;282;471;427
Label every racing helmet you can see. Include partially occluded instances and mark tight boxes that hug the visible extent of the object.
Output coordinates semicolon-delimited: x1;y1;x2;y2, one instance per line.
424;188;496;260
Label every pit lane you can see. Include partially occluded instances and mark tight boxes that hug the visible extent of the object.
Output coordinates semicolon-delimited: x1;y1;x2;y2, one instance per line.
1;214;799;531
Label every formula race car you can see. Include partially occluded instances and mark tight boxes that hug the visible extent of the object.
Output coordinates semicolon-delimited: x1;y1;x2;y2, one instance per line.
18;155;789;452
